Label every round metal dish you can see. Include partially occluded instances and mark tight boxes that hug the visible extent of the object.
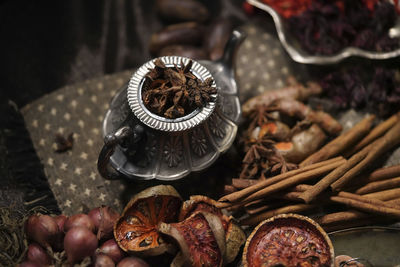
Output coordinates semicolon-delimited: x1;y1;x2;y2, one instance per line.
248;0;400;65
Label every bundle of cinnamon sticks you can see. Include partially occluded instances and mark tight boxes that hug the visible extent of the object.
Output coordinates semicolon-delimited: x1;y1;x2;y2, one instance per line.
218;112;400;230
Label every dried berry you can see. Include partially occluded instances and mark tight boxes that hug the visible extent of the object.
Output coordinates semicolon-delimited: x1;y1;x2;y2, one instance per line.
288;0;399;55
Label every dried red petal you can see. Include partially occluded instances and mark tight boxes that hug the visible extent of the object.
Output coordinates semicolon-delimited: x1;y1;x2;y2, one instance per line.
243;214;334;267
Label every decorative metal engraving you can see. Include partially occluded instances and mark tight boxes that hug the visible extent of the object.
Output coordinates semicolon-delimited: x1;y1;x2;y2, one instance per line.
163;136;183;167
191;128;208;157
209;113;225;139
218;94;234;118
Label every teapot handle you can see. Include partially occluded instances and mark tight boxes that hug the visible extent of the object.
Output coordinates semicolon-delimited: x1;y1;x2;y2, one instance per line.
97;126;133;180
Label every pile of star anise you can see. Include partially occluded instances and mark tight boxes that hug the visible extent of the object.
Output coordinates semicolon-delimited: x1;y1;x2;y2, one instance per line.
142;59;217;119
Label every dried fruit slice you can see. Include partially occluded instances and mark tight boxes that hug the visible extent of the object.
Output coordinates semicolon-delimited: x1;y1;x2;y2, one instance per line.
243;214;334;267
158;211;225;267
180;195;246;264
114;185;182;256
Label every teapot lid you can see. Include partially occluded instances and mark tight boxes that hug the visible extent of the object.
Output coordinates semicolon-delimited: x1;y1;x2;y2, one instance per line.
127;56;217;132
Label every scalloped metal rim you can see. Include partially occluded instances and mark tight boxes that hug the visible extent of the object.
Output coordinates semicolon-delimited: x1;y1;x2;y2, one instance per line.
247;0;400;65
127;56;217;132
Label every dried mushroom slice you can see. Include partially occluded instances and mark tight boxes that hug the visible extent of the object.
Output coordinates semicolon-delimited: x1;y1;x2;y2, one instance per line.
158;211;225;267
114;185;182;256
243;214;334;267
179;195;246;264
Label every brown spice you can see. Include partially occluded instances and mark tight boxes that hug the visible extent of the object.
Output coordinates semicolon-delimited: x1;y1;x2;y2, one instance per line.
331;120;400;191
54;133;74;153
300;115;375;167
142;58;217;119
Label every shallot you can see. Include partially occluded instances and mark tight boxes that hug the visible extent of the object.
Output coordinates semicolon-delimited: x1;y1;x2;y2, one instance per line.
97;239;125;263
64;227;98;263
97;206;119;240
88;207;102;232
26;243;52;266
18;261;41;267
93;254;115;267
117;257;150;267
54;214;67;233
25;214;60;249
64;214;95;233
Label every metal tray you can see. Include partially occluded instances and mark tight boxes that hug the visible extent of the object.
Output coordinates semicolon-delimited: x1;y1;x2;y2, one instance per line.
329;226;400;266
247;0;400;65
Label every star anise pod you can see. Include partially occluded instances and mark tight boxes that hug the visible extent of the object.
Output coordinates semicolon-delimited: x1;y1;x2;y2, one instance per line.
142;59;217;119
54;133;74;153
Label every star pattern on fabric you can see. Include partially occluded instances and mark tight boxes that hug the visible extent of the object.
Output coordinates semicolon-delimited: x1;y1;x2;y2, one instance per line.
55;179;62;186
80;152;88;160
64;200;72;208
74;167;82;175
60;162;68;170
98;193;106;201
90;172;96;180
69;183;77;192
84;188;91;196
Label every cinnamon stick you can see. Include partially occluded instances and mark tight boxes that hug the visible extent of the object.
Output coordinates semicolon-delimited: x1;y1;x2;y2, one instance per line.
232;178;259;189
330;196;400;218
355;176;400;195
331;120;400;191
300;115;375;167
315;197;400;226
346;112;399;156
240;204;315;226
363;188;400;201
298;143;372;203
238;159;345;205
365;164;400;182
218;156;343;204
337;191;400;210
223;185;236;195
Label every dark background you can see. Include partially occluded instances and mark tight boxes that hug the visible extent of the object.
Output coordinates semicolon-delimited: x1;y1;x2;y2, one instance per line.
0;0;244;212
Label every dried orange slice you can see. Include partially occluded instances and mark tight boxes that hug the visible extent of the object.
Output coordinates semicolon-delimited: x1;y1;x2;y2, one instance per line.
114;185;182;256
158;211;225;267
243;213;334;267
180;195;246;264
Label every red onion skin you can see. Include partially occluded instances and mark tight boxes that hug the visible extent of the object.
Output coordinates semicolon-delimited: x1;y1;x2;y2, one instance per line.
25;214;60;249
54;214;67;233
19;261;41;267
93;254;116;267
88;207;101;232
64;227;98;263
117;257;150;267
64;214;95;233
97;239;125;263
26;243;53;266
97;206;119;240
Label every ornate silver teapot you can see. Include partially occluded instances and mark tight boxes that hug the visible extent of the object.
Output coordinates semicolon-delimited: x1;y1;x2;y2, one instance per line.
98;30;245;181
